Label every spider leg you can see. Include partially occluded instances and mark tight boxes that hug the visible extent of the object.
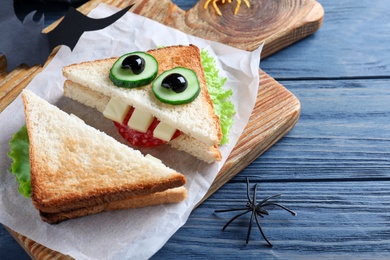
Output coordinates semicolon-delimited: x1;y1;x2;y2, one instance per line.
243;0;250;8
254;212;273;247
245;182;258;244
246;208;255;244
256;207;269;216
216;178;295;247
215;207;249;213
258;193;282;205
252;183;258;203
221;210;251;230
245;177;252;203
262;202;297;216
245;178;257;207
254;185;278;214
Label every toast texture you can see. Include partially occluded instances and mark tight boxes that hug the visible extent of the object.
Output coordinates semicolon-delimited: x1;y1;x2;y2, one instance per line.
64;80;222;163
22;90;186;220
40;187;187;224
62;45;222;147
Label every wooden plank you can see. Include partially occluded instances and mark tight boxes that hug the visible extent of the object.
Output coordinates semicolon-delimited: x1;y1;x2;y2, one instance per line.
201;70;301;204
3;67;301;260
5;227;71;260
155;180;390;258
262;0;390;79
0;0;322;258
245;78;390;181
0;226;30;259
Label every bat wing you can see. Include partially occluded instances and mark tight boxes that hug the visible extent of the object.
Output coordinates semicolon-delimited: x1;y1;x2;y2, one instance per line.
1;3;132;72
47;4;133;50
1;10;50;72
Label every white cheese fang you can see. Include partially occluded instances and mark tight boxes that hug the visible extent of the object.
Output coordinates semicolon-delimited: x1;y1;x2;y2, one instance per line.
153;122;177;142
127;108;154;133
103;97;130;123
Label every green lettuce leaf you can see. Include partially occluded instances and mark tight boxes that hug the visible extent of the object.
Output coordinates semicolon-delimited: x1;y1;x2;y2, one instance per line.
201;49;236;144
7;50;235;198
8;125;31;198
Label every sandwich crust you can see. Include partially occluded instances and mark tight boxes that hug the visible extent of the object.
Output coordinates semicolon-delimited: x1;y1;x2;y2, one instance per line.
39;187;187;224
22;90;187;218
62;45;223;147
64;80;222;163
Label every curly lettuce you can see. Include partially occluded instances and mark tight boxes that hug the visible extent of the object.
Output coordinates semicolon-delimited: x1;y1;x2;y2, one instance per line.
7;49;235;198
8;125;31;198
201;49;236;144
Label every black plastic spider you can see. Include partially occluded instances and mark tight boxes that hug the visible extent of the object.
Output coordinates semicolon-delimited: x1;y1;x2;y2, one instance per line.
214;177;297;247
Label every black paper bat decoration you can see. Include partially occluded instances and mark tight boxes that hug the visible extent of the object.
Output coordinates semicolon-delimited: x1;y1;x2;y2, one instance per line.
0;1;133;72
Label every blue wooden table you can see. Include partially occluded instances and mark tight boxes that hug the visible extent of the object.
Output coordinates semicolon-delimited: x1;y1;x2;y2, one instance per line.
2;0;390;258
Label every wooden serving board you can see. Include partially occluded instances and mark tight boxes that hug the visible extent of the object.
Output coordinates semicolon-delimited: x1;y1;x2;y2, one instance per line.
1;0;323;258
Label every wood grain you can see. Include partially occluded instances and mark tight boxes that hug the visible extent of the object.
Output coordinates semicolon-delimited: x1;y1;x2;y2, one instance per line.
60;0;324;56
0;0;322;258
156;180;390;258
4;1;390;259
201;70;300;204
242;77;390;181
5;67;300;260
0;0;323;112
262;1;390;79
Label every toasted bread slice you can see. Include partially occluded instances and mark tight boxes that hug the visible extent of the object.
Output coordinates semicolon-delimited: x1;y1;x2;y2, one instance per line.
22;90;186;220
40;187;187;224
62;45;222;148
64;80;222;163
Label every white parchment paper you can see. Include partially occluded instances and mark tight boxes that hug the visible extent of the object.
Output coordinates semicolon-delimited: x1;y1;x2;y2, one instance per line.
0;3;262;259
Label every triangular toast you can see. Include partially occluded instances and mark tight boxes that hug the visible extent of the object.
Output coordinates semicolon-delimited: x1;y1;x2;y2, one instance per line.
22;90;186;220
63;80;222;163
39;186;187;224
62;45;222;147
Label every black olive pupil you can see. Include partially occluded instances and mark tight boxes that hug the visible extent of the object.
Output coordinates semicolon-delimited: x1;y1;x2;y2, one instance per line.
161;73;188;93
121;55;145;75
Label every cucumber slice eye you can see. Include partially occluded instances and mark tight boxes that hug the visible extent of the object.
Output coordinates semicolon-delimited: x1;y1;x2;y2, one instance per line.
109;52;158;88
152;67;200;105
